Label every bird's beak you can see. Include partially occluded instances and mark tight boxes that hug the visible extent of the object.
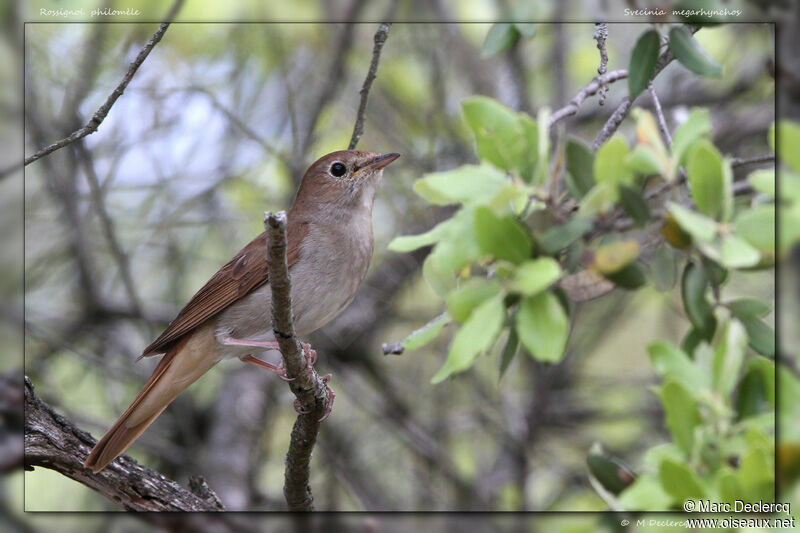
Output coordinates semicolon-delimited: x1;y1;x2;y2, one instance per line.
365;152;401;171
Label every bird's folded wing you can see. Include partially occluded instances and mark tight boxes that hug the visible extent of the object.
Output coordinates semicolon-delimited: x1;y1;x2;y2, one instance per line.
141;221;309;356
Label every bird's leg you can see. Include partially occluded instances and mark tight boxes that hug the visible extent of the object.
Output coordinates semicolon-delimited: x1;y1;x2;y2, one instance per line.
240;354;294;382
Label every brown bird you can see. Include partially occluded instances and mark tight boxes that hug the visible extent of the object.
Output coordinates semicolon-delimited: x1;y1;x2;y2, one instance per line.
84;150;400;473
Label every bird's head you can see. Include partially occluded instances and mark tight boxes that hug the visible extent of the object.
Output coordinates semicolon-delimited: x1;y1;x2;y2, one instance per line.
291;150;400;220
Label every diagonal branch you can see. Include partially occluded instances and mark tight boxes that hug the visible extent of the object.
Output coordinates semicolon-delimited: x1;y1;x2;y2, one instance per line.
24;14;178;166
264;211;332;511
348;22;393;150
19;374;227;513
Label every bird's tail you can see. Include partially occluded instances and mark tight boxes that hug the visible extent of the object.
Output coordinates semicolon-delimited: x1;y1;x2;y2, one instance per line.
84;326;219;473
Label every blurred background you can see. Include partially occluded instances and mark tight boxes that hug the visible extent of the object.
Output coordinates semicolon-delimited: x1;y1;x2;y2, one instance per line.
0;0;793;529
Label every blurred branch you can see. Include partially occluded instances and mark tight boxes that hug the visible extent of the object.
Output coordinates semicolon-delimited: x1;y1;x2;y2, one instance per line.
648;82;672;146
24;17;177;167
74;142;144;318
264;212;332;511
19;375;228;513
549;70;628;127
349;22;393;150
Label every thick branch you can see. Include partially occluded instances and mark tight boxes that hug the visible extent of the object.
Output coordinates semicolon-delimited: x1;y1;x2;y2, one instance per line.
348;22;392;150
24;16;177;166
20;375;226;512
264;211;332;511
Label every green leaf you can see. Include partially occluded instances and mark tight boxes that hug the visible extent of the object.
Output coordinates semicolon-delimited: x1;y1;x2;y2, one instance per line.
776;120;800;175
401;313;451;351
593;134;634;198
481;23;519;57
516;291;569;363
660;460;707;506
618;185;651;227
712;317;747;396
413;164;507;205
658;381;702;455
446;278;503;323
462;97;526;173
648;341;709;391
728;298;771;319
747;358;775;407
720;234;761;269
564;137;595;199
587;444;637;496
651;244;677;292
592;241;640;274
499;329;520;379
625;145;664;176
671;108;712;167
388;218;455;252
681;261;714;332
510;258;562;296
514;23;537;38
735;205;775;258
517;114;540;182
667;202;718;242
668;26;723;78
741;317;775;357
578;183;617;217
628;30;661;99
538;217;592;254
687;140;732;221
748;169;775;198
473;206;533;264
604;263;647;290
431;295;505;383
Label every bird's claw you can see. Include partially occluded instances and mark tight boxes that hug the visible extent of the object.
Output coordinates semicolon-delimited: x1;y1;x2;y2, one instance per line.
319;373;335;422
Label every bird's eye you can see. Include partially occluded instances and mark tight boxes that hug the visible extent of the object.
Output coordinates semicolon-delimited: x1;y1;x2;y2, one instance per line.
330;162;347;177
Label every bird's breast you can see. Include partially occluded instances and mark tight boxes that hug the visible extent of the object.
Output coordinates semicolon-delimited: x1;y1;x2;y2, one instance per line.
216;219;373;349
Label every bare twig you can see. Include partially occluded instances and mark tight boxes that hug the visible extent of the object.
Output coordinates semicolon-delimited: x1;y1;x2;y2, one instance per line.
19;375;227;512
24;19;176;166
731;153;775;167
648;82;672;146
264;211;332;511
549;69;628;127
593;23;609;106
348;22;393;150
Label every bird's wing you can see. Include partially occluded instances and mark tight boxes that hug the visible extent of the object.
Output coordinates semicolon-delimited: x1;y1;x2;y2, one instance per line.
140;221;309;357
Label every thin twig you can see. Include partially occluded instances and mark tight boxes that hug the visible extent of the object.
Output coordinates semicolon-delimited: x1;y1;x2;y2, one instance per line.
731;153;775;167
24;18;176;166
648;82;672;147
549;69;628;127
264;211;332;512
349;22;392;150
593;23;609;106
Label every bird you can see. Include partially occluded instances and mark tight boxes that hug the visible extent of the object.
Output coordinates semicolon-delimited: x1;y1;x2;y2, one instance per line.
84;150;400;473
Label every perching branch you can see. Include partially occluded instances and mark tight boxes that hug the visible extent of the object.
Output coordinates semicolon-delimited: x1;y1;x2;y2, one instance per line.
264;211;333;512
24;17;176;166
348;22;393;150
19;375;226;512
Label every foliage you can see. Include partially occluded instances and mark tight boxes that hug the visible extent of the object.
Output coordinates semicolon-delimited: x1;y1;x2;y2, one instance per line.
385;21;789;512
